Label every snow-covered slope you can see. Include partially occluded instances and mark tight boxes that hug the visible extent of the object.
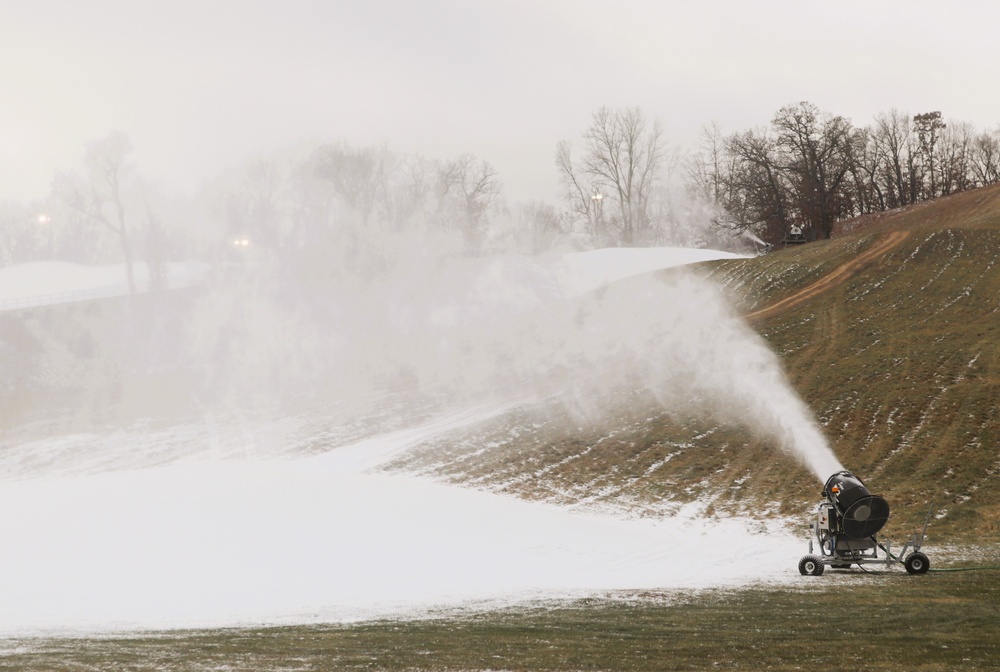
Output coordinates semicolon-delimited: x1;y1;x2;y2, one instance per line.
0;408;800;634
549;246;745;296
0;261;209;310
0;248;735;308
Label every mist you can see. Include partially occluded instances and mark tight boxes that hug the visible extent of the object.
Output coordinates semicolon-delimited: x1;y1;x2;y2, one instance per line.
154;223;838;481
0;207;846;634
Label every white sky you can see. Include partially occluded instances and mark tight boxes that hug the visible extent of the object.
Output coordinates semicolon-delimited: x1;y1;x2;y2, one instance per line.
2;0;999;204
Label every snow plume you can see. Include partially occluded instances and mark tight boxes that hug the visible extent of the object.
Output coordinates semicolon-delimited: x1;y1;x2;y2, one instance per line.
550;271;844;482
183;229;840;481
0;234;838;634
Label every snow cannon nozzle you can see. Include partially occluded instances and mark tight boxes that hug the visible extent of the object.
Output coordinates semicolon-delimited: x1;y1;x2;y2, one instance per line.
821;470;890;539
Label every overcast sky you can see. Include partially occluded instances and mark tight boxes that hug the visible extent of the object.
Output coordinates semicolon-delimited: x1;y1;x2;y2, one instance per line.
2;0;999;205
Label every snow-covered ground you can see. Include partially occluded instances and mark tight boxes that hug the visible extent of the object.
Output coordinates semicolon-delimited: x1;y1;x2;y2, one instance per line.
0;247;813;637
549;246;745;297
0;248;741;309
0;409;803;635
0;261;210;310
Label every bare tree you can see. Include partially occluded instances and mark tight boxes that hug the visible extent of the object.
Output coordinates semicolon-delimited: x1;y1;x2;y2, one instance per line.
914;111;946;198
436;153;501;245
555;139;602;240
771;102;855;240
687;121;727;203
845;126;886;215
970;128;1000;186
392;154;433;229
54;131;138;293
314;143;386;226
938;120;975;195
871;110;915;208
557;107;664;246
314;144;433;233
584;107;663;244
721;127;790;241
505;201;568;253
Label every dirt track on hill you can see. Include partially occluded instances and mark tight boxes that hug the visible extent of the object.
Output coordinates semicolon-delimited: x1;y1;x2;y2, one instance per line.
744;230;911;322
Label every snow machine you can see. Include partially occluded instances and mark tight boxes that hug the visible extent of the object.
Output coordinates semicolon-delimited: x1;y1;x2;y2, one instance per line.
798;470;931;576
782;224;807;247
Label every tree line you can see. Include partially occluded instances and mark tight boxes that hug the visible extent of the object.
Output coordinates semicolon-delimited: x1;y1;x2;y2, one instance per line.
688;102;1000;243
2;102;998;284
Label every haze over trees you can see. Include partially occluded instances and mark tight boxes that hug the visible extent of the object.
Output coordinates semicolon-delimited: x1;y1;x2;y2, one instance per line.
2;103;999;276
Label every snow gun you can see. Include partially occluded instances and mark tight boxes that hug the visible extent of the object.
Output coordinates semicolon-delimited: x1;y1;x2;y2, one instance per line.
798;470;931;576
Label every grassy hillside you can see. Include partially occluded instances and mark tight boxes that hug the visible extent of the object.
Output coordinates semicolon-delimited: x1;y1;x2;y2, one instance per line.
719;184;1000;537
391;184;1000;541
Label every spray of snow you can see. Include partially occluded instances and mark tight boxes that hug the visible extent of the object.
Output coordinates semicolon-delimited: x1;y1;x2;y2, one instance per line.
165;238;841;484
0;240;841;634
515;266;844;483
740;229;769;247
321;245;842;481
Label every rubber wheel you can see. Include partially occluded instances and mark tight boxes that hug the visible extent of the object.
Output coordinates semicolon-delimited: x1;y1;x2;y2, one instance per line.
798;555;825;576
905;551;930;575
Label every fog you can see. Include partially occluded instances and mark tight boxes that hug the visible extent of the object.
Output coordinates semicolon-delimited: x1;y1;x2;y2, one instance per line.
1;217;841;483
178;233;817;466
101;228;842;480
4;1;999;204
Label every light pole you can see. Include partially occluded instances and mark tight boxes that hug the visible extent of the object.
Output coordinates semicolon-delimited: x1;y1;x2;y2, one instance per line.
590;191;603;239
37;214;53;258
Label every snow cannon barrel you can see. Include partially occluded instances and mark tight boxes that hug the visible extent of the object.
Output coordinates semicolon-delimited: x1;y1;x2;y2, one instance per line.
823;470;890;539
